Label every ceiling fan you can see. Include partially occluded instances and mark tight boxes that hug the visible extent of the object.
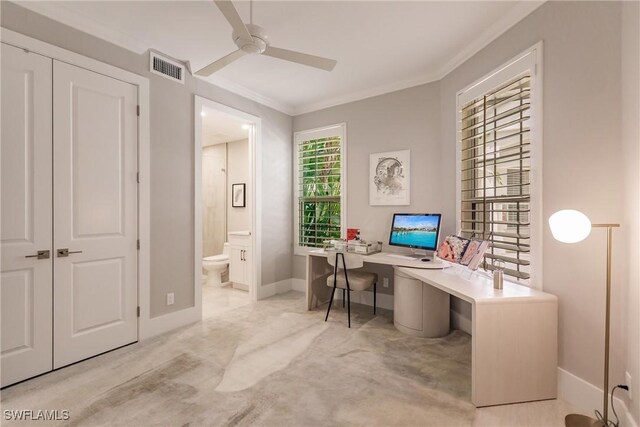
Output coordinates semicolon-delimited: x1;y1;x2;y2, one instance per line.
195;0;337;76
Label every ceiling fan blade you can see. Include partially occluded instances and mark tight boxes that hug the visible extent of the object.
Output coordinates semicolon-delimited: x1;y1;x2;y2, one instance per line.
195;50;246;76
214;0;252;42
264;46;337;71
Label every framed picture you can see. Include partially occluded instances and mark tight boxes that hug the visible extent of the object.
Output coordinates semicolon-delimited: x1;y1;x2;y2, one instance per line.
232;183;246;208
369;149;410;205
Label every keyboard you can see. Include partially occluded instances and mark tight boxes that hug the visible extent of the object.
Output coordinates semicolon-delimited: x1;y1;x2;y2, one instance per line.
386;254;419;261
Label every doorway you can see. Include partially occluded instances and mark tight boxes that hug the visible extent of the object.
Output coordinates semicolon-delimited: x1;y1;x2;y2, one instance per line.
194;96;261;318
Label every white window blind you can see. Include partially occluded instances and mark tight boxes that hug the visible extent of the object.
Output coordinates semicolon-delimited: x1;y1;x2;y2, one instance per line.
295;125;346;250
459;74;532;282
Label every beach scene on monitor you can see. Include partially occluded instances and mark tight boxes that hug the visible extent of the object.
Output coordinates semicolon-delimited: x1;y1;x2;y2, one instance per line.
390;215;440;248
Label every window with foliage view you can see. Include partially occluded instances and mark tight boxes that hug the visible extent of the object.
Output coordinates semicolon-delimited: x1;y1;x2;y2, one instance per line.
295;125;345;250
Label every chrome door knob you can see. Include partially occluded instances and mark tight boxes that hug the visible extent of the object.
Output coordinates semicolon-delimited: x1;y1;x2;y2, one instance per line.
57;248;83;257
25;250;50;259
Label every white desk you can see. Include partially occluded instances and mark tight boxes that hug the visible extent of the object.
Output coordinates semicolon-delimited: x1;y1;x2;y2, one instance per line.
305;251;558;407
398;267;558;407
306;250;444;310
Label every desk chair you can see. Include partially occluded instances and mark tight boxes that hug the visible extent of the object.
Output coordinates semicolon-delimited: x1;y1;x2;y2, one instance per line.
325;251;378;328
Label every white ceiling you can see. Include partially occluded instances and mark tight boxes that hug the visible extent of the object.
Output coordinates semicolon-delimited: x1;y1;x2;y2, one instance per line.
16;1;544;115
201;105;249;146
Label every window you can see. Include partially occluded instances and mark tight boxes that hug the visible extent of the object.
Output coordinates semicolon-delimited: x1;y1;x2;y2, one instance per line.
294;124;346;253
456;45;541;286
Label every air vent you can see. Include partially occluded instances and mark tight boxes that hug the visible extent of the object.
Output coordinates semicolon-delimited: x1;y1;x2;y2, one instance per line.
149;52;185;84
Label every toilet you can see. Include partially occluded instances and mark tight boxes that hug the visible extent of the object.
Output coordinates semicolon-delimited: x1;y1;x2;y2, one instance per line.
203;243;230;287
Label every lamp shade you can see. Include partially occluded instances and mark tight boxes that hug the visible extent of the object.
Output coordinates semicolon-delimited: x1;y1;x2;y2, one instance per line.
548;209;592;243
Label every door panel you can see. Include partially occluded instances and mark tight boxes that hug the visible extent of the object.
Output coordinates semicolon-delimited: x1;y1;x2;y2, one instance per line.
53;60;138;368
0;44;53;387
229;246;246;285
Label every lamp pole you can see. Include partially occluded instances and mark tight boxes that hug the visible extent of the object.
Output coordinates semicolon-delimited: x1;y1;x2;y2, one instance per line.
548;211;621;427
592;224;619;425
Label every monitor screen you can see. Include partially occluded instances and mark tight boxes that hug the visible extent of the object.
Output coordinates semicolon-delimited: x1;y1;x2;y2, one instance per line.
389;213;442;251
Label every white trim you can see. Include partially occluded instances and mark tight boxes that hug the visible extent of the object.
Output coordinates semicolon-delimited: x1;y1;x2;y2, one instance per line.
0;28;164;341
332;289;394;312
291;278;306;293
13;1;151;55
292;1;545;115
16;0;545;117
202;75;295;116
293;123;347;255
558;367;637;427
294;72;442;116
194;96;262;306
12;1;294;115
138;306;200;340
455;42;543;290
258;278;294;300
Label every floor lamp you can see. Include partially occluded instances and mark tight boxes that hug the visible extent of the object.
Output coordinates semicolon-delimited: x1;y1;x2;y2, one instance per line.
548;209;619;427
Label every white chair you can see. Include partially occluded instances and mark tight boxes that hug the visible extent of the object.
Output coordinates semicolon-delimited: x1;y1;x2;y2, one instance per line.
325;251;378;328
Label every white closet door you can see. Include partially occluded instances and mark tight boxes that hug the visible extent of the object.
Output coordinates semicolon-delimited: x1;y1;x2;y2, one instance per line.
0;44;53;387
53;61;138;368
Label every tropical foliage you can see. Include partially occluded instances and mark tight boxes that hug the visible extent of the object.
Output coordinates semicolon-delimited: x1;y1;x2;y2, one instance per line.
298;136;342;248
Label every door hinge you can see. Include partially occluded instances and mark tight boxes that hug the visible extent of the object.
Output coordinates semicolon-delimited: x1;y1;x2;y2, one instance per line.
137;306;140;317
137;239;140;250
137;105;140;116
136;172;140;183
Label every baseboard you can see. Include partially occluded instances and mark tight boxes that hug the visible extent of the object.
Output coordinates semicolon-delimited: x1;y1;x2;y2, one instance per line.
558;367;636;426
258;278;293;300
332;288;394;311
232;282;249;291
291;278;306;292
139;306;200;341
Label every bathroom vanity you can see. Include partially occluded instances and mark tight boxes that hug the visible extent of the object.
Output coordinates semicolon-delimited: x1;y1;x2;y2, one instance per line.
228;231;252;291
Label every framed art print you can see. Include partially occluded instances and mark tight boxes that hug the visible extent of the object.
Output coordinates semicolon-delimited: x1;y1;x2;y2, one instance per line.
369;149;410;205
232;183;246;208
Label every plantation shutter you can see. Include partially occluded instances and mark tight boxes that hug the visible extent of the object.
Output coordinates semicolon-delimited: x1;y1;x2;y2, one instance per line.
297;135;342;248
459;74;532;282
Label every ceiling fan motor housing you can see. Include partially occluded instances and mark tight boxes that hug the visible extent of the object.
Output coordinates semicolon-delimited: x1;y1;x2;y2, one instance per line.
233;24;269;54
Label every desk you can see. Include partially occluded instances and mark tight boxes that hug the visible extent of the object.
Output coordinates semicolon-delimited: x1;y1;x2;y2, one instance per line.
398;267;557;407
305;251;558;407
306;249;444;310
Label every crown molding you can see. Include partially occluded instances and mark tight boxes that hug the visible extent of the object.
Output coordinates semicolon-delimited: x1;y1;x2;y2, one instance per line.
14;1;150;54
202;75;295;116
292;71;441;116
293;0;545;116
14;0;545;118
12;1;295;115
431;0;545;82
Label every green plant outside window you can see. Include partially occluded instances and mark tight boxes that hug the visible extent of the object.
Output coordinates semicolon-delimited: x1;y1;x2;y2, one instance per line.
298;136;342;248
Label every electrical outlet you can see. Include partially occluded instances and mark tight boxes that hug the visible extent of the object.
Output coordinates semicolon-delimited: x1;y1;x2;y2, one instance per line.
382;277;390;288
626;371;632;400
167;292;174;306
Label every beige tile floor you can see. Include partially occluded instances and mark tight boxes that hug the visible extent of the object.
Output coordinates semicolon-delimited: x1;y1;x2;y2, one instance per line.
202;282;251;319
0;290;584;426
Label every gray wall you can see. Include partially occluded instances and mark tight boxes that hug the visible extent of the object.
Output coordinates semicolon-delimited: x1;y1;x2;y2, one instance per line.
1;2;293;318
440;0;628;394
293;82;445;296
293;0;638;402
202;144;226;257
622;0;639;420
226;139;250;233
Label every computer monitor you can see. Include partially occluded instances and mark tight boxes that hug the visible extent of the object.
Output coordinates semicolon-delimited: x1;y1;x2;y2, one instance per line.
389;213;442;260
